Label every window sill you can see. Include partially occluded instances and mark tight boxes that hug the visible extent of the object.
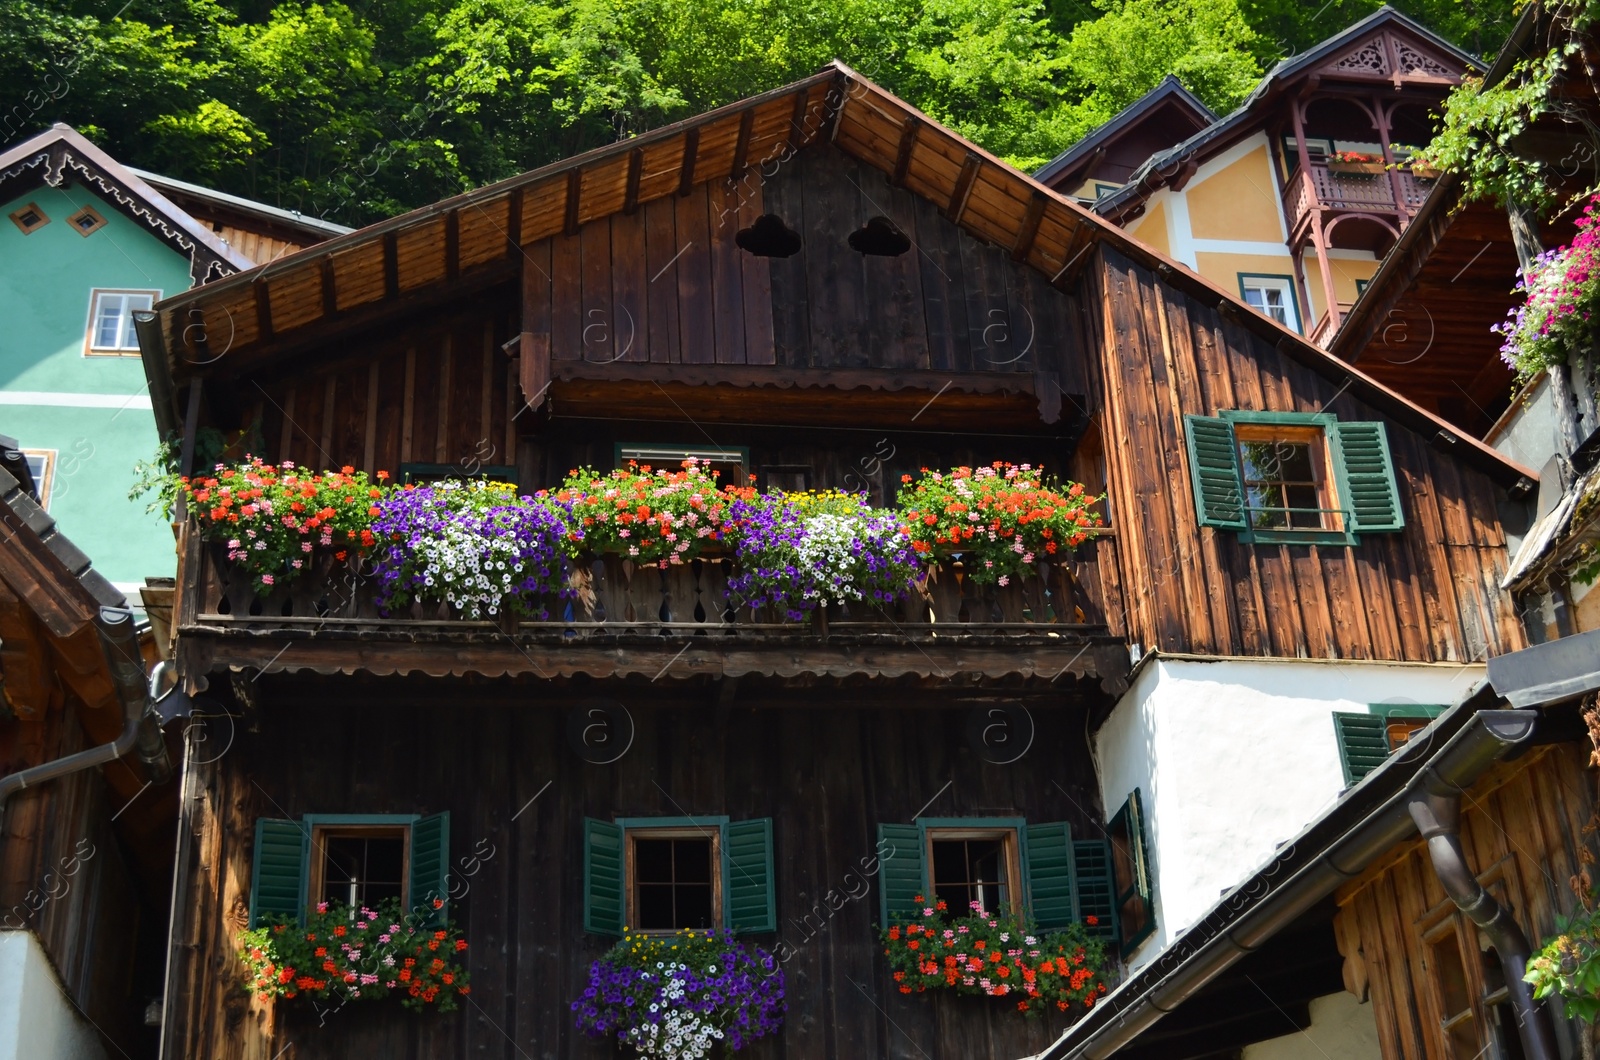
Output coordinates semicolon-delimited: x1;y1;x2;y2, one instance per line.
1242;528;1354;547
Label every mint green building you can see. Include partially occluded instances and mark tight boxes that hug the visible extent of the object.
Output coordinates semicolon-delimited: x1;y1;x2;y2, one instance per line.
0;125;346;596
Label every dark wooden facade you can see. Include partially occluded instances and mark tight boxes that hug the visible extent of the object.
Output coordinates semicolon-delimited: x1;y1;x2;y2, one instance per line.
147;63;1539;1060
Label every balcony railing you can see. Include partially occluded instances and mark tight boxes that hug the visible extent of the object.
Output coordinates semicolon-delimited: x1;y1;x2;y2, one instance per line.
173;534;1132;687
1283;163;1436;236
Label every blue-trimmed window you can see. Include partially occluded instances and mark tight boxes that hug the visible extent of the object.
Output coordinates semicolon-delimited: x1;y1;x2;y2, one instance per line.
583;816;775;936
1184;410;1404;546
248;811;450;927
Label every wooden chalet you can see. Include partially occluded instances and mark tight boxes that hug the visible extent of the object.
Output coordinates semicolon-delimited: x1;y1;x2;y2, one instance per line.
0;446;175;1057
137;62;1539;1059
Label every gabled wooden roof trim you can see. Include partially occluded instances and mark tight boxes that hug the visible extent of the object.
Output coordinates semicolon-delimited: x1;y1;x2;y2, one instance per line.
139;62;1535;488
1033;75;1216;187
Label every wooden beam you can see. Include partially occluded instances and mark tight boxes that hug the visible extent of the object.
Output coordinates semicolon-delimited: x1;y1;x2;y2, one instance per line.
787;89;811;149
506;187;523;250
891;117;921;187
563;169;582;237
253;277;274;341
1050;224;1095;285
622;148;643;215
382;231;399;299
946;153;982;222
678;129;699;196
444;207;460;281
730;108;754;178
1012;190;1047;262
319;254;337;316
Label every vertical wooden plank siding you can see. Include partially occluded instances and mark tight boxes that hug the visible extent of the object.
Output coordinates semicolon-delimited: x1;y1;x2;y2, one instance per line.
1333;746;1597;1060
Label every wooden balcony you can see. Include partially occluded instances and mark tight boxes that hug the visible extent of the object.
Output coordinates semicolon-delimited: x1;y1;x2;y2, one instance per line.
1283;163;1435;238
173;531;1131;691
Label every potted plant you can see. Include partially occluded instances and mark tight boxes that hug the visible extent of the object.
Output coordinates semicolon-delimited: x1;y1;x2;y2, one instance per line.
572;929;786;1058
1494;193;1600;387
880;897;1109;1016
237;897;471;1013
1326;150;1386;175
551;460;753;568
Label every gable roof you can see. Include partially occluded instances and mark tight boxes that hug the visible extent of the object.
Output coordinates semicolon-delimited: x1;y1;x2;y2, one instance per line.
0;123;254;282
1033;75;1216;189
127;167;353;243
1094;6;1478;222
133;61;1533;490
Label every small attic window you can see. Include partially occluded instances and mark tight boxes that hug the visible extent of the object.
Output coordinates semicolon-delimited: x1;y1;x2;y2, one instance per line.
848;216;910;256
9;202;49;235
67;205;107;237
735;214;801;257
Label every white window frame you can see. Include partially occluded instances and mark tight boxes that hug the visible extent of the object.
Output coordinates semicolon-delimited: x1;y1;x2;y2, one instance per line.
84;289;160;357
1238;275;1300;333
22;449;54;510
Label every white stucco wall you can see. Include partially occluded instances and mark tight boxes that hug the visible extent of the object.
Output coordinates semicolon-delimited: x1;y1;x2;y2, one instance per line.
1241;990;1382;1059
0;930;107;1060
1094;656;1485;969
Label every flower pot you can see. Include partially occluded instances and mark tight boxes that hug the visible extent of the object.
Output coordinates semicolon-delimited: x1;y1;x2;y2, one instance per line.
1327;161;1385;176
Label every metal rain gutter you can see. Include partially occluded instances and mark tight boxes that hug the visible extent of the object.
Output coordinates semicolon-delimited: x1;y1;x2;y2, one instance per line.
1032;700;1536;1060
0;606;171;828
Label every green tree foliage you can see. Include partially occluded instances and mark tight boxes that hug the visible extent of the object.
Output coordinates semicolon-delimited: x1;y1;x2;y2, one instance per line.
0;0;1521;225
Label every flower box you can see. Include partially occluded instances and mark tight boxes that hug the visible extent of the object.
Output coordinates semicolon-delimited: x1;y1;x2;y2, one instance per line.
1328;161;1386;176
1409;164;1442;180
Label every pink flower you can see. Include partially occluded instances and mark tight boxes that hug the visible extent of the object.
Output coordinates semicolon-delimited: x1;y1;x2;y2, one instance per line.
316;901;328;913
262;574;275;586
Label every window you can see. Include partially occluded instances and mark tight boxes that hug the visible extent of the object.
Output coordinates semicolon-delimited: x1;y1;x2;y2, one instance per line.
22;450;54;510
927;828;1021;916
86;289;158;355
1238;275;1299;332
248;812;450;927
1417;873;1529;1060
1355;278;1370;298
1184;411;1404;545
1333;704;1446;786
1107;790;1155;956
66;205;107;237
8;202;48;235
584;816;774;936
399;461;518;486
312;825;407;910
616;444;749;486
1093;182;1121;201
876;818;1114;941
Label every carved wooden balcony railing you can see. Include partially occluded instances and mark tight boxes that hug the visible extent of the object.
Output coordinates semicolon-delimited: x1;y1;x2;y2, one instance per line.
173;534;1132;689
1283;163;1435;238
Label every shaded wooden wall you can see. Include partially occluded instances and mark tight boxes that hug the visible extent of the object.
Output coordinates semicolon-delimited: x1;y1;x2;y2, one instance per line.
522;142;1089;386
1091;247;1524;662
165;685;1108;1060
1333;743;1598;1059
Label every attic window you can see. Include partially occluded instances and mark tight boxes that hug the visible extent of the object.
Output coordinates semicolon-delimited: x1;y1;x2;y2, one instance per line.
67;205;107;237
735;214;801;257
8;203;49;235
848;216;910;256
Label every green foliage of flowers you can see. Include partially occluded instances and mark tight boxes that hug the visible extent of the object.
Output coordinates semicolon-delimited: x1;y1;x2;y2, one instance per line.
880;896;1108;1015
238;897;471;1013
896;463;1104;585
1526;899;1600;1022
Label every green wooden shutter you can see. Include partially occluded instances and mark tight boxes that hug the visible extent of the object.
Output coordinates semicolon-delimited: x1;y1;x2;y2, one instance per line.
1024;821;1075;931
408;811;450;924
725;818;776;934
249;818;308;928
584;818;625;936
1184;415;1247;530
1330;421;1404;532
1334;712;1391;786
877;823;924;926
1071;838;1117;942
1111;790;1156;956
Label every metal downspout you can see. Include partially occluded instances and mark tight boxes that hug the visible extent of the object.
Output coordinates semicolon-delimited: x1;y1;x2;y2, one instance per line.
0;606;170;828
1409;790;1561;1060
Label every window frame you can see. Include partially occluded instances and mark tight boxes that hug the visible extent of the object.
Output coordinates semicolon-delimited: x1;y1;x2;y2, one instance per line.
1107;790;1155;958
1092;182;1121;201
921;820;1025;918
300;816;419;915
84;288;160;357
22;449;54;510
1233;420;1342;537
614;443;750;486
66;204;107;238
617;815;728;935
1236;274;1301;333
8;202;49;235
1221;410;1350;546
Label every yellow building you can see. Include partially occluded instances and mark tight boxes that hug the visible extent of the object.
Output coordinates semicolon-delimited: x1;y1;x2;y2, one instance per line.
1037;7;1475;346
